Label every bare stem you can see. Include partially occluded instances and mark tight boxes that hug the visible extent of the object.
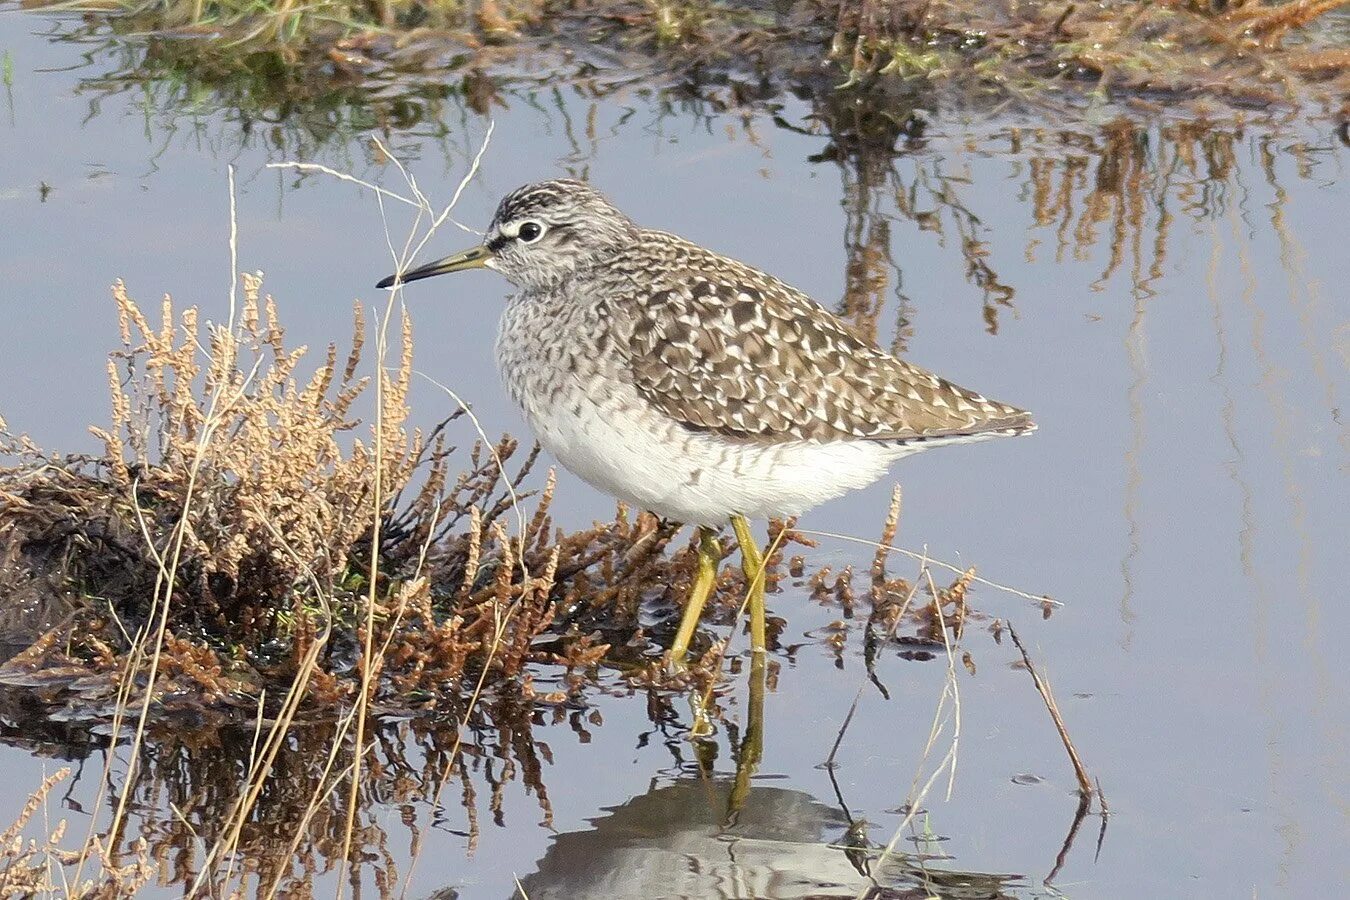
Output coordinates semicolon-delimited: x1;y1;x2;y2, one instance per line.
1007;623;1094;798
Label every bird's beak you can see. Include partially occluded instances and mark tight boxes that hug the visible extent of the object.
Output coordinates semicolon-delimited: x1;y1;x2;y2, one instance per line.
376;244;493;289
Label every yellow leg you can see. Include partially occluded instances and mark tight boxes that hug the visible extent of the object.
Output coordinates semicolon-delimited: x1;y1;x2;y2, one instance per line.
669;526;721;669
729;513;766;655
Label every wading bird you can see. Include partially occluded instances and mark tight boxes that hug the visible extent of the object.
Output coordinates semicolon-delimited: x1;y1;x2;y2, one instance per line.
378;180;1034;668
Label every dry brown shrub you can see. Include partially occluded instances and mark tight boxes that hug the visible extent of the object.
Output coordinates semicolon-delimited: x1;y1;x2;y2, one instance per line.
0;277;735;724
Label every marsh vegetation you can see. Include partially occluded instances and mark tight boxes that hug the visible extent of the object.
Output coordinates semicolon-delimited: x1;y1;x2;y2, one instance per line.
28;0;1350;127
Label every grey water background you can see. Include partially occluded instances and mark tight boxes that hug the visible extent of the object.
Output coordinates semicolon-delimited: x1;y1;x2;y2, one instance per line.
1;7;1348;897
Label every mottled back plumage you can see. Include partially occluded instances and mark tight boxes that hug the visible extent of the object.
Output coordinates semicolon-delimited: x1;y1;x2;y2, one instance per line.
606;230;1033;444
385;178;1037;664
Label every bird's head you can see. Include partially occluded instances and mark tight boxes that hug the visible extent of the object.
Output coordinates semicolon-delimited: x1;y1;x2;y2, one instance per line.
377;179;637;292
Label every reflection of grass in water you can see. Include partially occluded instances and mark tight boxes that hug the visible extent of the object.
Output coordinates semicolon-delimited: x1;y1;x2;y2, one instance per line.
35;0;477;47
0;697;565;895
822;115;1339;349
21;0;1350;120
0;649;1021;897
50;21;467;159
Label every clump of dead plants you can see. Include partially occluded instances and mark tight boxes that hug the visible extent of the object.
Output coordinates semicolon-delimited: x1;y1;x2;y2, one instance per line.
0;276;727;725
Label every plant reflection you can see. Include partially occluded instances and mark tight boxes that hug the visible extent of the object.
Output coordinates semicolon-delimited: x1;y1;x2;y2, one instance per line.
0;686;586;894
806;97;1337;350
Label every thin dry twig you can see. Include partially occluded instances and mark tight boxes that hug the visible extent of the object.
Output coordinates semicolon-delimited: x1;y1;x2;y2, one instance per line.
1007;623;1094;798
798;527;1062;608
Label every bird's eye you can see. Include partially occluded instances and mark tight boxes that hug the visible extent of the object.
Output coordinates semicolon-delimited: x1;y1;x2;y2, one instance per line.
517;221;543;243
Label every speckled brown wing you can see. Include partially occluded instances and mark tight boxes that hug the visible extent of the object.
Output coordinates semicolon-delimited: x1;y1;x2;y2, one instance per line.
620;232;1034;444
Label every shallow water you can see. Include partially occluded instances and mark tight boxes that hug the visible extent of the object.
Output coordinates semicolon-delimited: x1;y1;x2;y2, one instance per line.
1;9;1348;898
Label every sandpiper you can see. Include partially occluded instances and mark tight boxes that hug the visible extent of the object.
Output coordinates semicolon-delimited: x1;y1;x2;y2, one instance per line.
378;179;1034;666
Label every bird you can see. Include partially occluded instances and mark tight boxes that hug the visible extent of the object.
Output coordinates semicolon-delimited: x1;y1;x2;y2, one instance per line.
378;179;1034;669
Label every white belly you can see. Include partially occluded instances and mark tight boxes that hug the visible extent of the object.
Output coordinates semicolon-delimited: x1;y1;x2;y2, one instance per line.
512;375;909;526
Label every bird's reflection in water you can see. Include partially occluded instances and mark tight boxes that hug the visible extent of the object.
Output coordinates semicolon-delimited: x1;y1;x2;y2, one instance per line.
516;779;856;899
513;776;1023;900
514;662;1023;900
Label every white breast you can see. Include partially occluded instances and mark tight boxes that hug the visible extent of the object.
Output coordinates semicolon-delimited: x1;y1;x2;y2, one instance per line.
532;387;914;524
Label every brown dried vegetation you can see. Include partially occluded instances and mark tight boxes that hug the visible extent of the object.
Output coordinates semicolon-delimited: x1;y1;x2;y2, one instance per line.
0;275;751;726
0;769;153;898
